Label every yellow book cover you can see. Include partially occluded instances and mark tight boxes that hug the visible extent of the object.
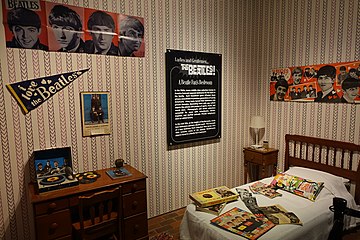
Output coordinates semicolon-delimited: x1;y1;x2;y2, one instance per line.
190;186;238;207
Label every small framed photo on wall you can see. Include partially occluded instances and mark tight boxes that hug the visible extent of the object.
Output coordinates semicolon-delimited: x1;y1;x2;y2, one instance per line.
80;91;110;137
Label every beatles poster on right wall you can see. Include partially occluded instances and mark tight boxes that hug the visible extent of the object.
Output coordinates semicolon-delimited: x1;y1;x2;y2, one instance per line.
270;60;360;104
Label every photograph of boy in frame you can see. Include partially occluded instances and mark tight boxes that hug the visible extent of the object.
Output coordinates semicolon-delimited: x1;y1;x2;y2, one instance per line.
80;92;110;137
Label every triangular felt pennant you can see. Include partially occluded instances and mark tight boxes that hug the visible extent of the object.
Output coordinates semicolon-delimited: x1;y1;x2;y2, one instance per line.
6;68;90;114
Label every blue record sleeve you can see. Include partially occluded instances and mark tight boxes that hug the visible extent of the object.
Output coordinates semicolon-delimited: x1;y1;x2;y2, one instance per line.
106;167;132;179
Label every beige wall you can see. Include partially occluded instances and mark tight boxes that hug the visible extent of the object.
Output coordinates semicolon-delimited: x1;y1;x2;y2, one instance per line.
0;0;359;239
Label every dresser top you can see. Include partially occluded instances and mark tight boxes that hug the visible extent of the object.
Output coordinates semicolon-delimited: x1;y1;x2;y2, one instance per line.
29;164;147;203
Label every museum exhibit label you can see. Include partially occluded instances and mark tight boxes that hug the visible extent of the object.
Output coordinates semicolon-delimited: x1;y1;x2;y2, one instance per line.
166;49;222;145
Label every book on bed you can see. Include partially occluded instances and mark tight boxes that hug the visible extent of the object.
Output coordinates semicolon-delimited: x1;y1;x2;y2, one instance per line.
196;202;227;215
189;186;238;207
210;207;275;240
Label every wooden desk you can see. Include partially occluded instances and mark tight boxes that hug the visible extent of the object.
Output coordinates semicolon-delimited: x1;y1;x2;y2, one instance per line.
243;147;278;183
29;165;148;240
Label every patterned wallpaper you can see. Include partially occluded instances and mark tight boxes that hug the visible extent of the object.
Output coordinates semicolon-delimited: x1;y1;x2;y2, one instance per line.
257;0;360;166
0;0;359;239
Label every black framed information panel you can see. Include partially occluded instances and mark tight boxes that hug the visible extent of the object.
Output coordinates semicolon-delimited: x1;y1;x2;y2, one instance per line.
166;49;222;145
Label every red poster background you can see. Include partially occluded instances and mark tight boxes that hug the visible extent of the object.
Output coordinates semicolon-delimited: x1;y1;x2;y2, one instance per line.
270;61;360;103
2;1;48;48
118;14;145;57
45;2;84;52
83;8;118;46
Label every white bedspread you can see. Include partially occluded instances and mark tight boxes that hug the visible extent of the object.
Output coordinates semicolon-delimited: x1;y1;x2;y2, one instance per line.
180;168;359;240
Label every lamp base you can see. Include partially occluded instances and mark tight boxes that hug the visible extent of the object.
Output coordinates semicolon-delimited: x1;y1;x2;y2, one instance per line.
250;144;263;149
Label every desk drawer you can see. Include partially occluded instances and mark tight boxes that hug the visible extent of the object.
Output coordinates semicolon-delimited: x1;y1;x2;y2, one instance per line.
262;152;278;164
124;213;148;240
35;209;71;240
244;151;263;164
123;190;147;217
122;179;146;194
34;198;69;215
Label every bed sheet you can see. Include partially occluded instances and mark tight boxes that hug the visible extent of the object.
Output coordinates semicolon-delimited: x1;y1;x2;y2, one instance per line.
180;175;359;240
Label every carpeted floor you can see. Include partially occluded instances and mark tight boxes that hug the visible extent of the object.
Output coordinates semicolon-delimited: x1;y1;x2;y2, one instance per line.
148;207;186;240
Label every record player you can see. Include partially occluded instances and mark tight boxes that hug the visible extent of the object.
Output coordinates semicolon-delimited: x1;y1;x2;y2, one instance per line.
33;147;79;193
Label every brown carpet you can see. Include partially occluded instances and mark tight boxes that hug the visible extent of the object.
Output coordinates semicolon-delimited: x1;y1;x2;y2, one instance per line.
150;232;174;240
148;207;186;239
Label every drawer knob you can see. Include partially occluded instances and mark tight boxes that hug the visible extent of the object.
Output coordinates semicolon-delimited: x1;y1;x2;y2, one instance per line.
132;184;138;191
132;201;138;209
48;202;57;210
133;224;139;232
50;222;58;230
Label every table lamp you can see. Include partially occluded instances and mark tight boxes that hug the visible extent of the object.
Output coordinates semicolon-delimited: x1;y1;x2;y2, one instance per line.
250;116;265;148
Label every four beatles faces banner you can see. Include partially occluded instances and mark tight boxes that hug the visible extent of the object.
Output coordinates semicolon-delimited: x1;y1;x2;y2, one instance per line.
2;0;145;57
270;60;360;104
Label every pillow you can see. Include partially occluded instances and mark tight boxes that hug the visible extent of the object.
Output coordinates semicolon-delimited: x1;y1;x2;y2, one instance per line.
285;167;352;199
270;173;324;201
285;166;349;184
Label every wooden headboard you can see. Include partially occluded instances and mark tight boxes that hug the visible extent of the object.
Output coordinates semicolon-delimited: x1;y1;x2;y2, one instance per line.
284;134;360;204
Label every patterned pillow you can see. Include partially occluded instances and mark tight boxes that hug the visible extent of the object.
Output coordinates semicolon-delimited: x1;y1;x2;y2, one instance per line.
270;173;324;201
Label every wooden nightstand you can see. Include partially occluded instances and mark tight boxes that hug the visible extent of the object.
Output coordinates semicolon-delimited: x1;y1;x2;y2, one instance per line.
243;147;278;183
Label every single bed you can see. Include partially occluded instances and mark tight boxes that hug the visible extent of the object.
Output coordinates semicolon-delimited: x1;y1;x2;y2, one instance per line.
180;134;360;240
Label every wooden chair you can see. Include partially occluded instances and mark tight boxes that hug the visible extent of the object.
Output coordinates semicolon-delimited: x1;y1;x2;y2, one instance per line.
72;187;121;240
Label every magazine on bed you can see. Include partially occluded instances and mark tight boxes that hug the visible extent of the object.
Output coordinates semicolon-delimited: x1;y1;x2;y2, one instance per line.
196;202;227;215
242;196;264;218
249;181;282;199
236;188;264;217
236;188;252;200
189;186;238;207
210;207;275;240
249;181;269;193
258;204;302;225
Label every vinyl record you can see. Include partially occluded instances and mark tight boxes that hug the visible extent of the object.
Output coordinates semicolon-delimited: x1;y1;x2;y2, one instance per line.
86;173;98;179
79;178;96;184
76;171;100;184
40;175;65;185
75;173;82;178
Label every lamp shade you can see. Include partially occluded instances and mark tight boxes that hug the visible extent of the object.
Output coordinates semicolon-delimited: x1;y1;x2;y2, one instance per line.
250;116;265;129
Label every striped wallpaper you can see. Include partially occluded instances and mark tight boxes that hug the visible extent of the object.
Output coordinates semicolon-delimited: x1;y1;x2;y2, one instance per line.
0;0;359;239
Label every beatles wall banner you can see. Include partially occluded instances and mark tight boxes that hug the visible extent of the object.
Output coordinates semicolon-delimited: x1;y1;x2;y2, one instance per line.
166;49;222;146
6;68;90;114
2;0;145;57
270;60;360;103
